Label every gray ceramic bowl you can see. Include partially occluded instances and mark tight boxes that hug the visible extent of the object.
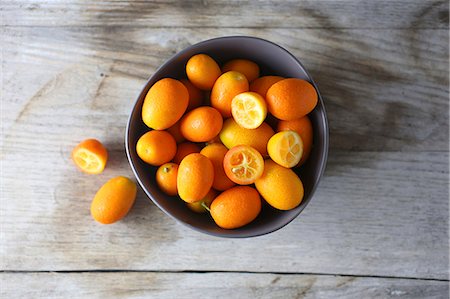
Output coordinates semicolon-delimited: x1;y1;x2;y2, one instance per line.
125;36;328;238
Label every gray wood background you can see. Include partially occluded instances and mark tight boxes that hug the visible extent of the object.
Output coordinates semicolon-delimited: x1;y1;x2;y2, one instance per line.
1;1;449;298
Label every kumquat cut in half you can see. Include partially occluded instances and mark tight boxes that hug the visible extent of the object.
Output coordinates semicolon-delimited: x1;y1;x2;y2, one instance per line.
223;145;264;185
267;131;303;168
231;92;267;129
72;139;108;174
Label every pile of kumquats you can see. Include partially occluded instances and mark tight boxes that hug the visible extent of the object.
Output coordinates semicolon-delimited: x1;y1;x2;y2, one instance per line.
72;54;317;229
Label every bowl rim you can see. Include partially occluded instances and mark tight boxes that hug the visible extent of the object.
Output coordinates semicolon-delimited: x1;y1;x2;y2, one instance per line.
125;35;329;238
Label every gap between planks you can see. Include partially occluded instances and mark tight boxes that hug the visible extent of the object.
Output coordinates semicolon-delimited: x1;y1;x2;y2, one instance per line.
1;270;448;282
2;25;449;30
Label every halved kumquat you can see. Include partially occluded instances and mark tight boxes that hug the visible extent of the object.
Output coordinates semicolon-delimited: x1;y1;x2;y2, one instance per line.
223;145;264;185
72;139;108;174
267;131;303;168
231;91;267;129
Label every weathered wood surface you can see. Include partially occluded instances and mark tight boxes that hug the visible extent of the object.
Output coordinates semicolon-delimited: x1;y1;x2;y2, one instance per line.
3;0;449;29
1;0;449;297
3;28;448;151
1;272;448;299
2;145;448;278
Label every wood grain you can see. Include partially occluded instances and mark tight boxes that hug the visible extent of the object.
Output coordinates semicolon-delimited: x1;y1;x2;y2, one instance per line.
2;146;448;278
1;272;448;298
1;1;449;293
3;27;448;151
3;0;449;29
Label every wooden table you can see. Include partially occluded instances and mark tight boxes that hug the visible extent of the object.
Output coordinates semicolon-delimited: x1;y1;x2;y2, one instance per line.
2;1;449;298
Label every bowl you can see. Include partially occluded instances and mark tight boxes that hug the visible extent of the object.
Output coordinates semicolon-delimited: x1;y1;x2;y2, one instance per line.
125;36;329;238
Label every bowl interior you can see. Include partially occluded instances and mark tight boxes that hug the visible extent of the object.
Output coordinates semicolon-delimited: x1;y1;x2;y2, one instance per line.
126;36;328;238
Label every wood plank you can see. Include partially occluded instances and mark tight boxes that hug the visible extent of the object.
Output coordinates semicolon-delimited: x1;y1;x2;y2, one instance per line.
2;0;449;29
1;147;448;279
2;27;448;151
1;272;448;298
